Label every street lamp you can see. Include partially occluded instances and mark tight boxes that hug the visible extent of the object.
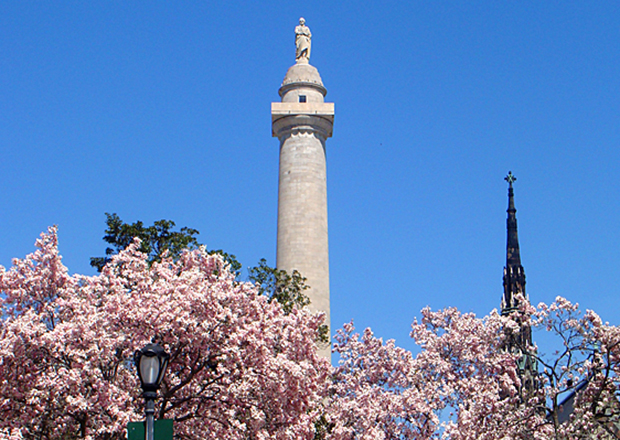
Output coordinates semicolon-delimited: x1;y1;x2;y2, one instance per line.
135;343;170;440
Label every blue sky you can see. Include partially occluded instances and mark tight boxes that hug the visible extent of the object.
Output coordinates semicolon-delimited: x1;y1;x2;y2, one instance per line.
2;2;620;356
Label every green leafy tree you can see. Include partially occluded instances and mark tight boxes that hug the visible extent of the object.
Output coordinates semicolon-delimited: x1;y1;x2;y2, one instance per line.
248;258;310;313
90;213;241;275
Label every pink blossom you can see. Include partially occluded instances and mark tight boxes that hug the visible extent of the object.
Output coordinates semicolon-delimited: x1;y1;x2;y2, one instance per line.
0;228;329;439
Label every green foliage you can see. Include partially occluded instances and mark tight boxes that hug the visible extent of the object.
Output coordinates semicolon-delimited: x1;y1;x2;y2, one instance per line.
90;213;241;274
248;258;310;313
317;322;330;345
313;414;334;440
206;249;242;278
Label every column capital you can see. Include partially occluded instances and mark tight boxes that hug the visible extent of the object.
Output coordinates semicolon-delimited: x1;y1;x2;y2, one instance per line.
272;102;334;140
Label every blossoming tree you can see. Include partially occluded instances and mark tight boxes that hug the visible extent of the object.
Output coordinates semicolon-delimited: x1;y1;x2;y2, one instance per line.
324;301;620;439
0;228;330;440
2;229;620;440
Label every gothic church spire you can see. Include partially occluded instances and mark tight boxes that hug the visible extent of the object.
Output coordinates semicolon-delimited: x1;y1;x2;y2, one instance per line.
502;171;526;315
500;172;538;393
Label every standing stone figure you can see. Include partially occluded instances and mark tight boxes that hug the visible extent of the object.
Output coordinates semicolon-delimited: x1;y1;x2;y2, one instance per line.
295;18;311;63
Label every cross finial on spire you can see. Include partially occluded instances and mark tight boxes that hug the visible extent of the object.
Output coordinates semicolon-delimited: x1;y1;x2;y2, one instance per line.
505;171;516;188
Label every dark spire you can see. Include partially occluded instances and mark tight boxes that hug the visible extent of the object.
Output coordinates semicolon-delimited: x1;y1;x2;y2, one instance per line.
502;171;526;315
501;172;538;394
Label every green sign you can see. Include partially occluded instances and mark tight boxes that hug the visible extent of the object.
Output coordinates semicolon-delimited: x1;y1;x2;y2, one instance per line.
127;419;173;440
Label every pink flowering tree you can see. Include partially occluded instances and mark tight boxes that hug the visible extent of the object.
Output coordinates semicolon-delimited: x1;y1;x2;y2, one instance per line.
324;309;545;440
324;300;620;439
3;229;620;440
529;297;620;438
324;323;443;440
0;228;330;440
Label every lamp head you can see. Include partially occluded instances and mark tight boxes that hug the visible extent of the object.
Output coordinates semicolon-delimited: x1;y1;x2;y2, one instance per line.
134;343;170;393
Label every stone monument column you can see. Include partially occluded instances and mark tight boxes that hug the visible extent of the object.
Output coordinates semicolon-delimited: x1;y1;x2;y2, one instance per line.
271;19;334;359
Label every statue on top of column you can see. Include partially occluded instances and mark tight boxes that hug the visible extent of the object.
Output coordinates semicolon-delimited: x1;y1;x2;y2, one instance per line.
295;18;311;64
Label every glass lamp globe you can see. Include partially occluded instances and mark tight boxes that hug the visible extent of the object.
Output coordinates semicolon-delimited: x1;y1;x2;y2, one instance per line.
134;343;170;392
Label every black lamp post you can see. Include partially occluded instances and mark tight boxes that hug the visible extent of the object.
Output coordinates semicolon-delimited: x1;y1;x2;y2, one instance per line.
135;343;170;440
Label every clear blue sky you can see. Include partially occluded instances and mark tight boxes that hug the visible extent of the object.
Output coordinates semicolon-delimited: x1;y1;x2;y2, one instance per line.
2;2;620;356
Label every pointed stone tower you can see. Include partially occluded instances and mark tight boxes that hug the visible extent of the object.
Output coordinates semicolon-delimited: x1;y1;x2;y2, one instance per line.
502;171;526;314
501;172;538;393
271;19;334;359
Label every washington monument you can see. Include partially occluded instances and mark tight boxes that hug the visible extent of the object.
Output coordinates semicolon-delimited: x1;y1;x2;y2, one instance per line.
272;19;334;358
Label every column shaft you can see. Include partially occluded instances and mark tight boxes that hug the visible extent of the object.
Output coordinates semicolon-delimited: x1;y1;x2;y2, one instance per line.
276;130;330;332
